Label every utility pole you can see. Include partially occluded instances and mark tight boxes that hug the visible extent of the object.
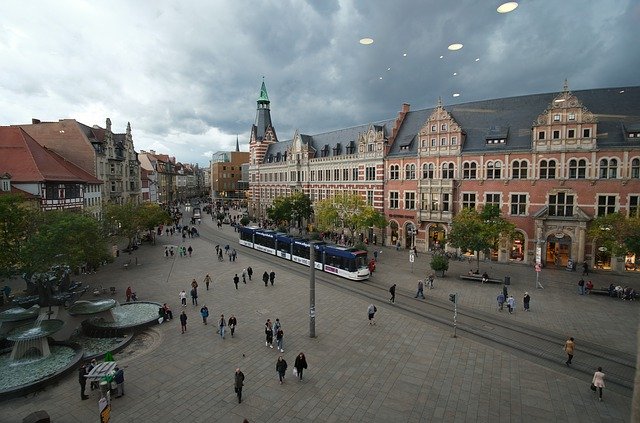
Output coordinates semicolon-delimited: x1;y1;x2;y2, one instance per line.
309;242;316;338
449;293;458;338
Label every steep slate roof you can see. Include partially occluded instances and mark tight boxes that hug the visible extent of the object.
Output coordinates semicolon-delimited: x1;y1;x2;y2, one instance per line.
0;126;98;183
388;86;640;157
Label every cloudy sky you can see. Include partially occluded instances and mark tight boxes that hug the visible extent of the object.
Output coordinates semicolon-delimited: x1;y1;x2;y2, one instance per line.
1;0;638;166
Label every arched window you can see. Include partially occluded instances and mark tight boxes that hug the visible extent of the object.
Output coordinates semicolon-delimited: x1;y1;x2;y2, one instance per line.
511;160;528;179
389;165;399;180
487;161;502;179
422;163;434;179
539;159;556;179
442;162;454;179
405;164;416;180
631;158;640;179
568;159;587;179
599;158;618;179
462;162;477;180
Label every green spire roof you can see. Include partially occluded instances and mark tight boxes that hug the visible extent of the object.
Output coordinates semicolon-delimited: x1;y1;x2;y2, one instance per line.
258;80;270;103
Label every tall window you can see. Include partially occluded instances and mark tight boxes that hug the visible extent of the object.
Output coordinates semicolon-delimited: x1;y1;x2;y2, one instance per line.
568;159;587;179
599;159;618;179
511;160;528;179
442;163;454;179
352;168;358;181
367;190;374;206
422;163;434;179
389;165;399;180
442;193;450;212
334;169;340;181
431;193;439;211
510;194;527;215
597;195;617;216
632;158;640;179
485;193;500;207
365;167;375;181
404;192;415;210
389;192;399;209
539;159;556;179
630;195;640;218
405;164;416;180
325;169;331;181
463;162;477;180
486;161;502;179
549;192;574;217
462;193;476;209
343;169;349;181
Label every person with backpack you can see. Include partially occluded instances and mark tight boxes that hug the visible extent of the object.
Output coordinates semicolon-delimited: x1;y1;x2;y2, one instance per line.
367;304;377;325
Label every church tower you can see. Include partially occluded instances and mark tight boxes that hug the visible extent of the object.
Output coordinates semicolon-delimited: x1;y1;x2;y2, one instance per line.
249;79;278;165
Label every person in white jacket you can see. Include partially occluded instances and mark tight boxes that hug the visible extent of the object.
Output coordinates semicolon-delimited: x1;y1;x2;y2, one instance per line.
592;367;605;401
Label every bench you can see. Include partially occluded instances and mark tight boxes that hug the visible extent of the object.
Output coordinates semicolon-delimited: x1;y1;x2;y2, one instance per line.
588;288;610;296
460;275;503;284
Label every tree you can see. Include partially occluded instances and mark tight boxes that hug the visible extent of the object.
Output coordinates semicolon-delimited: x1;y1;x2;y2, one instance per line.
0;194;36;281
362;207;388;244
267;192;313;231
314;193;370;238
588;213;640;268
430;253;449;277
448;206;515;271
104;202;142;248
138;203;171;233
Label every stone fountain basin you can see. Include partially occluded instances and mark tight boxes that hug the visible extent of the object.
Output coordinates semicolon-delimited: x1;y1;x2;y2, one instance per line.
0;306;40;322
68;299;117;315
6;319;64;342
88;301;162;329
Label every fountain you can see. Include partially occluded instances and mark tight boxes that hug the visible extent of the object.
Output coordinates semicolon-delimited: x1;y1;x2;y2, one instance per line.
7;316;64;360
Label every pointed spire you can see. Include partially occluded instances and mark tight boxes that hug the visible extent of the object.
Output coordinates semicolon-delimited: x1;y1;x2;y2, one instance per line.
437;96;443;108
258;77;270;104
563;78;569;93
236;135;240;152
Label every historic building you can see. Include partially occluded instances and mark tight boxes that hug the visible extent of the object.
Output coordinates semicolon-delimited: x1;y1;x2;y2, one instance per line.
211;137;250;201
248;82;640;271
138;150;177;205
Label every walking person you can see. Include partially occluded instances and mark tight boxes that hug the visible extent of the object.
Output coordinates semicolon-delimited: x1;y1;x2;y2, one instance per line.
242;269;247;284
263;271;269;287
523;292;531;311
187;245;193;257
582;261;589;276
180;310;188;334
276;327;284;352
269;270;276;286
497;292;505;311
276;356;288;384
427;274;435;289
294;352;308;381
200;305;209;325
219;314;226;339
228;314;237;337
367;304;377;325
265;319;274;348
564;337;575;366
592;367;605;401
126;286;132;303
218;249;223;261
179;290;187;307
234;368;245;403
506;295;515;314
273;318;281;334
247;266;253;281
414;280;425;299
389;283;396;303
204;274;211;291
78;363;89;400
578;278;585;295
190;287;198;306
233;274;240;290
114;366;125;398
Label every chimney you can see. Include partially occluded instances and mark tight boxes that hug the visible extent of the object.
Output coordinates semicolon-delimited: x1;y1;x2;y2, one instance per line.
387;103;410;149
32;119;41;124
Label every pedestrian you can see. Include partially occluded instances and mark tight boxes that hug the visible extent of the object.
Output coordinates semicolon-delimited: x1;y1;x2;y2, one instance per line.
228;314;237;337
180;310;188;334
415;280;425;299
232;249;237;261
164;247;169;259
523;292;531;311
78;363;89;400
373;250;378;261
294;352;308;381
219;314;226;339
276;327;284;352
263;271;269;287
247;266;253;281
114;366;125;398
126;286;132;303
502;284;508;300
497;292;505;311
427;274;435;289
564;337;575;365
389;283;396;303
162;303;173;320
204;274;211;291
578;278;585;295
269;270;276;286
242;269;247;284
367;304;377;325
200;305;209;325
187;245;193;257
190;287;198;305
276;356;288;384
215;245;220;255
506;295;515;314
592;367;605;401
218;249;223;261
179;290;187;307
233;274;240;290
265;319;274;348
582;261;589;276
170;247;174;257
234;368;245;403
191;278;198;289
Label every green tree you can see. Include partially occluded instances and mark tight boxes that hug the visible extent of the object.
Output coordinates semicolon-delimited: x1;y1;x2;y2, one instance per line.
362;207;388;245
267;192;313;232
315;193;370;237
588;213;640;266
138;203;171;233
0;195;36;280
448;206;515;271
104;202;142;248
430;253;449;277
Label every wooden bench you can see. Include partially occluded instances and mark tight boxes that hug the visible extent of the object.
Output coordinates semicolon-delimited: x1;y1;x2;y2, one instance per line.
588;288;610;296
460;275;503;284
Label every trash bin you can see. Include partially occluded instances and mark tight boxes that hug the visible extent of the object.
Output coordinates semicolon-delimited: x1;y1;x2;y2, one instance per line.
504;276;511;285
99;380;109;397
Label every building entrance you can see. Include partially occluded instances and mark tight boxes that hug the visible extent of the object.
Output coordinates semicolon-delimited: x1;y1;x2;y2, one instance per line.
546;234;572;267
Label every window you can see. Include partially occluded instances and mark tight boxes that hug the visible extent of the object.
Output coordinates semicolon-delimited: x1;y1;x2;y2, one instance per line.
110;163;115;174
405;164;415;180
568;159;587;179
597;195;617;216
389;165;399;180
485;193;500;207
583;128;591;138
441;124;447;131
539;160;556;179
487;161;502;179
630;195;640;218
549;192;574;217
431;193;439;211
111;182;116;192
367;144;374;152
422;163;434;179
442;193;450;212
568;129;575;138
367;190;374;206
511;160;528;179
462;193;476;209
404;192;415;210
599;159;618;179
463;162;477;179
1;179;9;191
389;192;399;209
510;194;527;215
346;142;355;154
334;169;340;181
538;131;545;140
553;130;560;139
317;170;323;181
431;125;436;132
325;169;331;181
632;158;640;179
451;136;457;145
554;114;561;122
366;166;376;180
568;112;576;121
442;163;454;179
431;138;436;147
352;168;358;180
343;169;349;181
440;137;447;146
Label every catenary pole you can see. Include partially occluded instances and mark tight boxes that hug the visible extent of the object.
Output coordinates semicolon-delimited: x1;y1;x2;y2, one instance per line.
309;242;316;338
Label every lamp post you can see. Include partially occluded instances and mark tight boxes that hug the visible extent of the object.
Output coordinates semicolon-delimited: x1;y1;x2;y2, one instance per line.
534;239;544;289
309;241;316;338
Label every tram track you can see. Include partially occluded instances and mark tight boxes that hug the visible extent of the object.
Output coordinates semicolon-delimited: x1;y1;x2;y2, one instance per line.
203;227;636;396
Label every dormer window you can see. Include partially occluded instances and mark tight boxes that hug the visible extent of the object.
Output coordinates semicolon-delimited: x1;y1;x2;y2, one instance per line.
283;152;288;161
321;145;330;157
333;143;342;156
1;179;10;192
276;152;281;162
268;154;274;163
346;141;355;154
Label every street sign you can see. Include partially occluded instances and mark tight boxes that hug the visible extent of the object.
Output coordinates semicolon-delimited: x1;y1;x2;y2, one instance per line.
409;253;415;263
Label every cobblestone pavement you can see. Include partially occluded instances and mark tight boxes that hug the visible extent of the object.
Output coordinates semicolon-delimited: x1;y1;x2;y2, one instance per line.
1;213;638;422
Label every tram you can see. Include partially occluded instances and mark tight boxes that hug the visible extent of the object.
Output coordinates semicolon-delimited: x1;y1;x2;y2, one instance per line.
238;226;370;281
